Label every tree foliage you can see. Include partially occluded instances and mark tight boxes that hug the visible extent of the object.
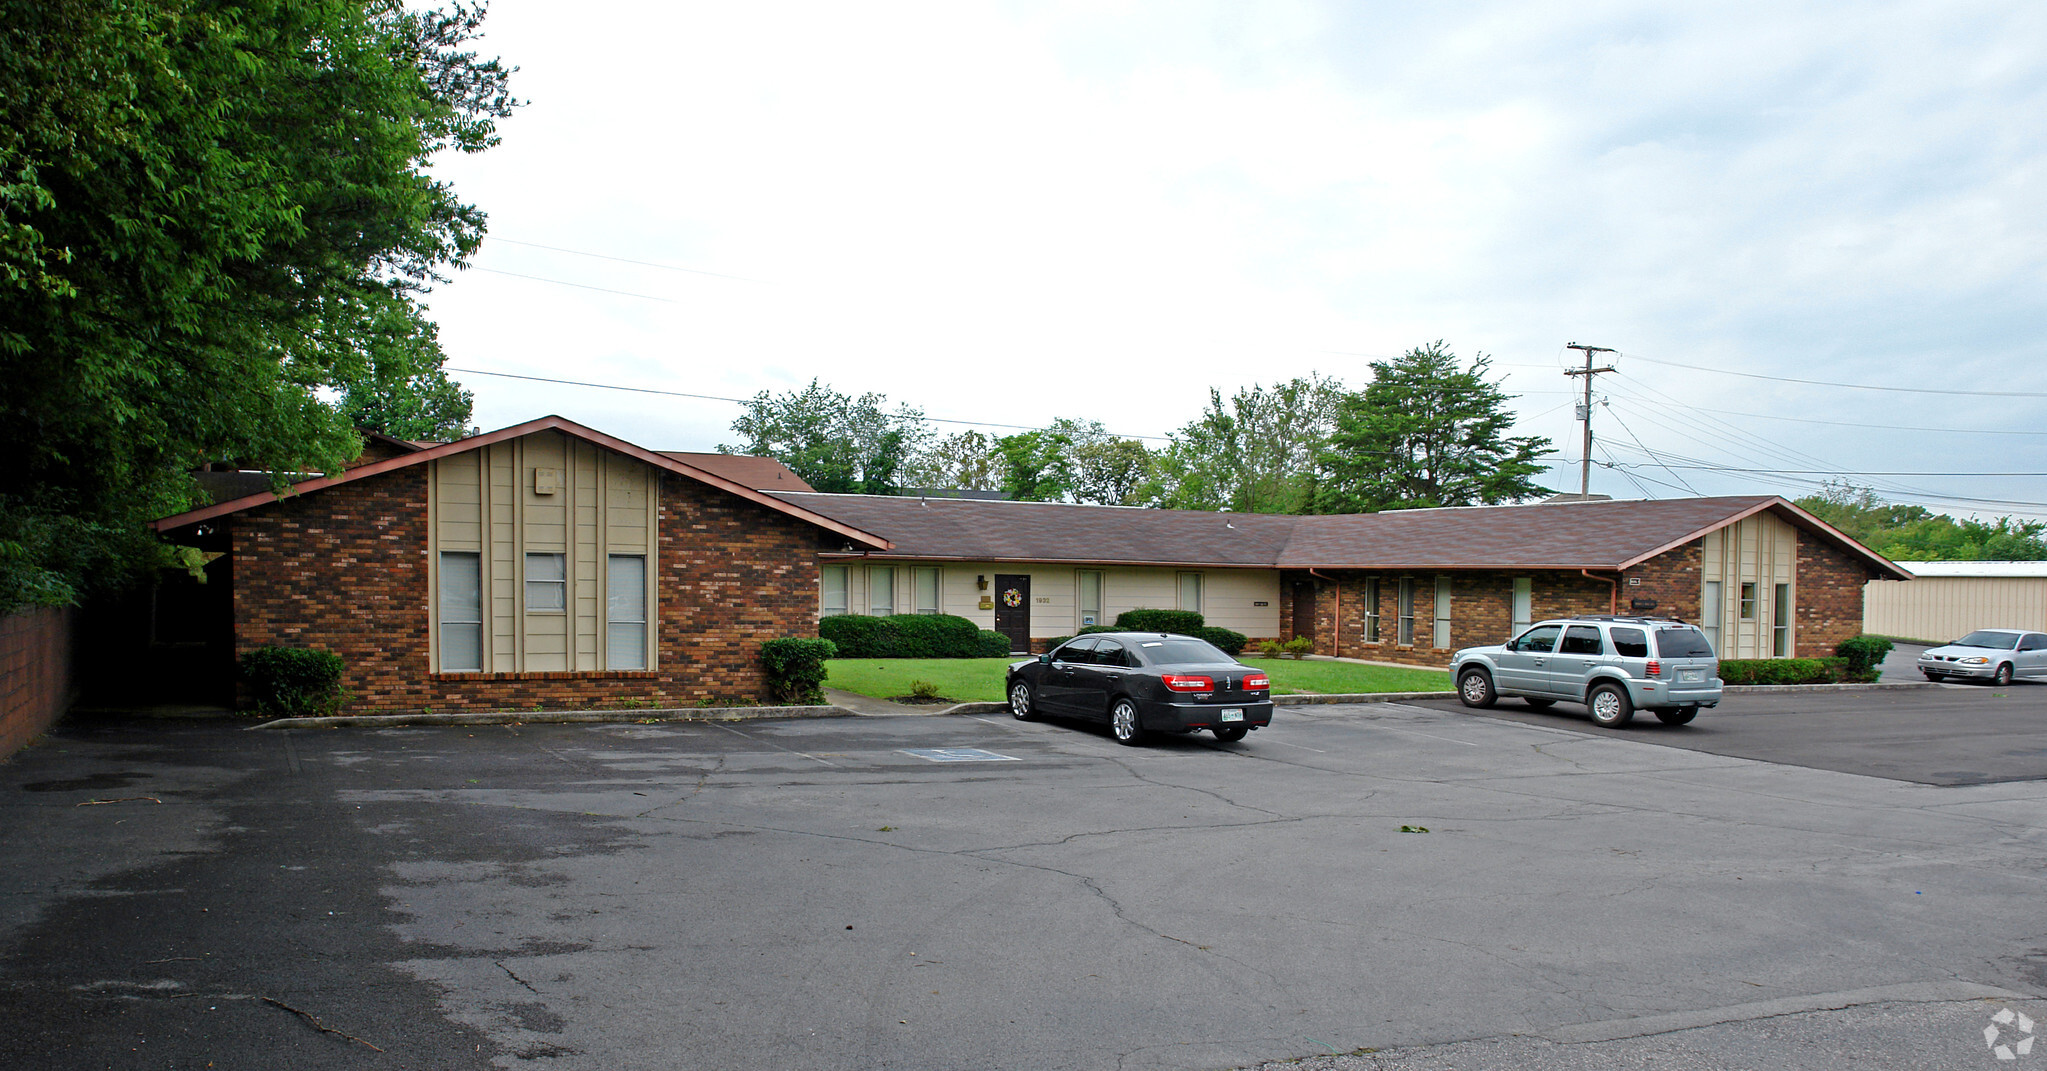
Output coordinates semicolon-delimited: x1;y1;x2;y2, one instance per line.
904;430;1007;491
1141;376;1345;513
0;0;514;612
1314;343;1553;512
1795;483;2047;561
722;380;930;495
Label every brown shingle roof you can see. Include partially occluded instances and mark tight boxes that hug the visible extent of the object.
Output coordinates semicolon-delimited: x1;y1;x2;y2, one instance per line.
656;452;814;491
776;492;1912;579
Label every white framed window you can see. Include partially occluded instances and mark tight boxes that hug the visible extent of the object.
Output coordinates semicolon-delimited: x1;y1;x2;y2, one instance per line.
606;554;648;670
1078;570;1103;627
1397;578;1415;645
1178;572;1203;615
1702;580;1723;653
438;551;483;672
869;566;896;616
821;565;850;617
1433;576;1452;649
1363;577;1380;643
1512;577;1533;633
913;567;941;615
1772;583;1791;657
525;552;566;612
1740;581;1758;621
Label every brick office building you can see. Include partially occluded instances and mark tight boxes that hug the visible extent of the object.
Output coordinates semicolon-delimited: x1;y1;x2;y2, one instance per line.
151;416;1907;712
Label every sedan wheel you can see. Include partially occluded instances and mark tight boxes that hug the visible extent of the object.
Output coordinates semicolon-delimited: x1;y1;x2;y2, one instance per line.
1109;698;1146;746
1457;669;1497;709
1587;684;1634;728
1993;663;2015;687
1008;681;1036;721
1212;725;1248;743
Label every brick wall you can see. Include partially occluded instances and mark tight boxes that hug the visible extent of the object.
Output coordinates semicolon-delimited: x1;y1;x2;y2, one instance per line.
0;606;75;760
1796;533;1871;658
231;465;829;713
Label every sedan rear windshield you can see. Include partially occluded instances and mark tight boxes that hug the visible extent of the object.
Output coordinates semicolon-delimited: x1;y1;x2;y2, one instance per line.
1954;630;2021;649
1134;638;1231;665
1654;627;1715;658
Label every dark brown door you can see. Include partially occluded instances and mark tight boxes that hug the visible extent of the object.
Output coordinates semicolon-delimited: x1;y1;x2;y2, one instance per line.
1292;580;1316;640
994;574;1031;653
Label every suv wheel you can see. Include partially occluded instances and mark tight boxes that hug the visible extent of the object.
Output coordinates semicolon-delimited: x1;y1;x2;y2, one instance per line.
1457;668;1497;709
1587;683;1634;727
1655;706;1697;726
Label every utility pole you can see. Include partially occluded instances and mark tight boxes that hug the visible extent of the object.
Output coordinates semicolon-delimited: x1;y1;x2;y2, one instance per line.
1564;343;1617;498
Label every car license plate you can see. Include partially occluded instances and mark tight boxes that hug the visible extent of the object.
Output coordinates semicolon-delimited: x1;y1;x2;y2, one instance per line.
1220;709;1244;722
1680;669;1703;682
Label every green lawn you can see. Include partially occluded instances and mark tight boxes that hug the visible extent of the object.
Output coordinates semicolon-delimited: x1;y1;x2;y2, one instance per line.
823;657;1451;703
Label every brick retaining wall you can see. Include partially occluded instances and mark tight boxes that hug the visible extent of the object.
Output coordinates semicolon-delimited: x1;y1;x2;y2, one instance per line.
1;606;75;760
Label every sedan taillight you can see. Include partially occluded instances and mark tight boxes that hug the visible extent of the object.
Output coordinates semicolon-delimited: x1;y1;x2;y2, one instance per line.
1242;673;1270;690
1161;673;1215;692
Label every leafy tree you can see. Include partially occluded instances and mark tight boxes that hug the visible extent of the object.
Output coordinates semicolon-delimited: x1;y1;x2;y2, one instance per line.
1796;483;2047;561
994;428;1075;503
0;0;515;612
332;291;476;441
1313;343;1552;512
989;417;1151;504
1141;376;1346;513
1070;436;1155;506
904;430;1007;491
723;380;931;495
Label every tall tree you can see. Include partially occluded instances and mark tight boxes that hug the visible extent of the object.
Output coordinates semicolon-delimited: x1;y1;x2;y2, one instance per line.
722;380;931;495
0;0;515;611
994;427;1075;503
1141;376;1346;513
1313;343;1552;512
903;430;1007;491
332;290;476;441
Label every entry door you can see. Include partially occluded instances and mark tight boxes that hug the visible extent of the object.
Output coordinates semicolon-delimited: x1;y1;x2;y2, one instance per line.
994;574;1031;653
1291;581;1316;641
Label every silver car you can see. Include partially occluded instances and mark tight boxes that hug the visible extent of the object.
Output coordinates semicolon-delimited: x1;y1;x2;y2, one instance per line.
1452;615;1723;728
1917;629;2047;685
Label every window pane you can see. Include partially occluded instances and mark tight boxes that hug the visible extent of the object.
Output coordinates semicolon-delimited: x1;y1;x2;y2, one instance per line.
1179;573;1202;614
1079;571;1102;627
525;552;566;611
1397;579;1415;645
914;567;940;615
607;555;647;670
869;567;895;615
1611;628;1649;657
821;566;849;616
1433;576;1452;648
1703;580;1723;651
1363;578;1379;643
438;552;482;672
1772;583;1790;657
1512;577;1533;631
1739;582;1757;620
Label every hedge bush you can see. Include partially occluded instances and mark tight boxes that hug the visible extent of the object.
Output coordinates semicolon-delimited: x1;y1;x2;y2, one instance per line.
1835;634;1894;682
818;613;984;658
240;646;345;717
1191;626;1248;656
1718;657;1854;686
1115;608;1206;634
976;630;1014;657
760;637;837;704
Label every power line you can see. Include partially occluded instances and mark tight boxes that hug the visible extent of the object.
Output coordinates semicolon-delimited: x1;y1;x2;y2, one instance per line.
1626;351;2047;399
488;238;763;282
468;267;685;303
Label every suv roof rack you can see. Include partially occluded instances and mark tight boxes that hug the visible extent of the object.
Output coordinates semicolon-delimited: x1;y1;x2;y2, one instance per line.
1573;614;1692;625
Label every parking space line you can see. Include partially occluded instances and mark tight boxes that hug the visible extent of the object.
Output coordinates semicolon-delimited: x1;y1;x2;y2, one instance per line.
708;723;840;767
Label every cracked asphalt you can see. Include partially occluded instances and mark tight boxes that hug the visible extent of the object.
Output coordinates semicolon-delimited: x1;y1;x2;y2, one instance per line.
2;691;2044;1070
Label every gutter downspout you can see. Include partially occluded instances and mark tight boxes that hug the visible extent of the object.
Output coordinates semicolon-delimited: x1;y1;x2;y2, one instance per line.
1582;569;1618;615
1308;568;1338;656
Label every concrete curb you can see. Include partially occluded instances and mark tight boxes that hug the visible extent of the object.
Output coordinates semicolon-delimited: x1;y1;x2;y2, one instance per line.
246;705;855;730
1722;681;1938;694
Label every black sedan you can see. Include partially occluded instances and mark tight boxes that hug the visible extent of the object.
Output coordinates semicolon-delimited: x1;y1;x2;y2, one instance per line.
1005;632;1274;745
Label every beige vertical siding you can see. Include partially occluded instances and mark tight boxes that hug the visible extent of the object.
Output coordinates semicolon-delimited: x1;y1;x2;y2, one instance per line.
1863;577;2047;642
428;431;658;673
1701;513;1796;659
821;560;1281;638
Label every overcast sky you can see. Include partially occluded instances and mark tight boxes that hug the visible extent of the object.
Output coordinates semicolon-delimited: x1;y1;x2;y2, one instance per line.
419;0;2047;517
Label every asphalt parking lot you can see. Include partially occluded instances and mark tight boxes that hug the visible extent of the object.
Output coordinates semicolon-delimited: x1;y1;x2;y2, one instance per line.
2;690;2043;1070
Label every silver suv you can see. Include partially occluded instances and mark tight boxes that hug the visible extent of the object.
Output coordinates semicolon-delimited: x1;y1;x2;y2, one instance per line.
1451;616;1722;727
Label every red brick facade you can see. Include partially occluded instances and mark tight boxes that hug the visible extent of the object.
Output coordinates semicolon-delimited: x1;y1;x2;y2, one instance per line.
1795;532;1871;658
229;464;830;713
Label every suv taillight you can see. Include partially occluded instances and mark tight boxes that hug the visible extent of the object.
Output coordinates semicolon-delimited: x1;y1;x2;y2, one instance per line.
1162;674;1214;692
1645;660;1661;677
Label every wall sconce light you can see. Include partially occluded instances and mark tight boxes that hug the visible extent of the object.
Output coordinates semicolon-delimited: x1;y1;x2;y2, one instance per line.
976;574;989;590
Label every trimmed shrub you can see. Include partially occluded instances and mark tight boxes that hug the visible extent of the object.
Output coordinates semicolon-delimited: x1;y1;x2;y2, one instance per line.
1041;636;1072;651
1192;626;1248;656
760;637;837;704
1282;636;1315;658
1115;609;1205;634
1835;635;1894;682
1718;657;1853;686
818;614;886;658
977;630;1014;657
819;613;984;658
1080;624;1120;636
1258;639;1284;657
240;646;345;717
